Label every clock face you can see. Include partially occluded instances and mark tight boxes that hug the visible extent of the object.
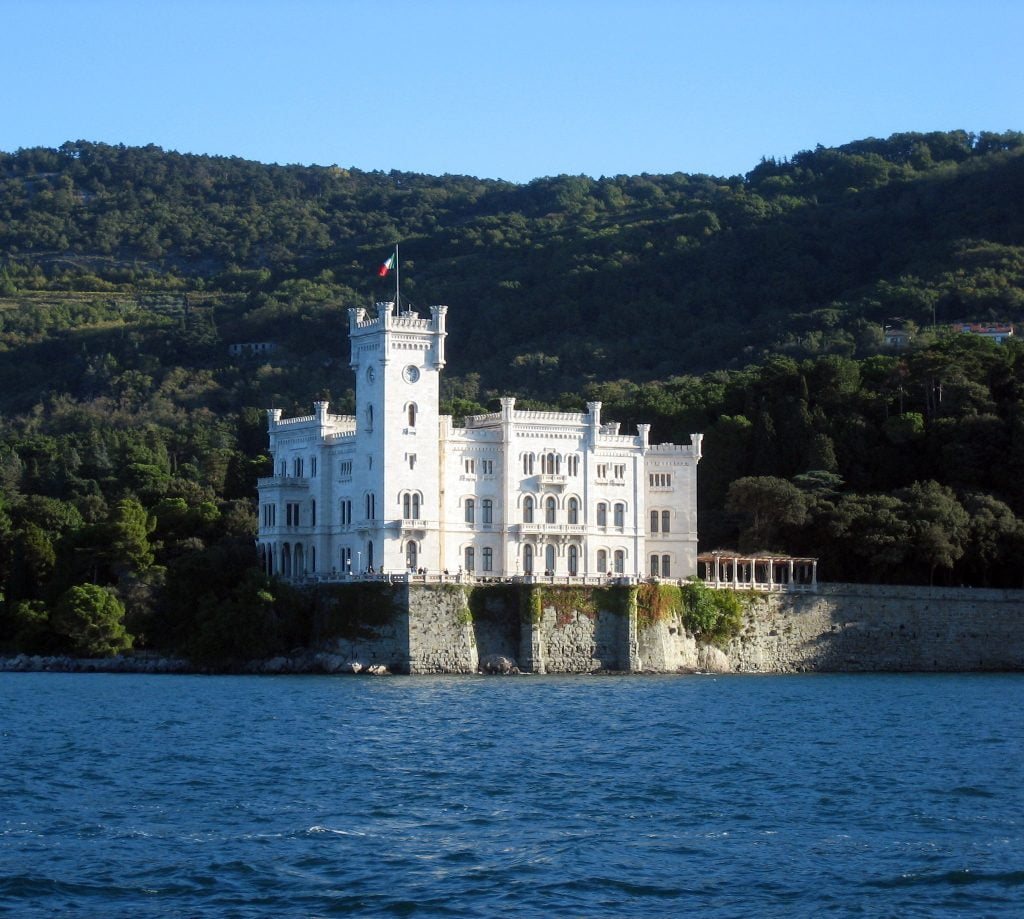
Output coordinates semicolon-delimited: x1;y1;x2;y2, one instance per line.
403;365;420;383
366;366;375;383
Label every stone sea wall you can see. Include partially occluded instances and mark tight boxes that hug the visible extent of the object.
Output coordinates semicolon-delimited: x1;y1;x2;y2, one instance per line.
3;582;1021;675
728;583;1024;673
318;581;1024;674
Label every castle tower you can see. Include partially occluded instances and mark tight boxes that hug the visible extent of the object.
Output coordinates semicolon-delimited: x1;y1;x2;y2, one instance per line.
347;302;447;572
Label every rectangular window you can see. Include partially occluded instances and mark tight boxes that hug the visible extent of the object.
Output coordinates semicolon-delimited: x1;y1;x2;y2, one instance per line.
482;499;493;524
465;499;475;524
340;460;353;477
650;510;659;533
408;454;417;470
464;458;476;474
662;510;670;534
310;457;317;477
597;464;608;479
481;459;493;475
482;547;493;572
614;503;625;527
597;503;607;526
464;547;475;572
614;464;625;479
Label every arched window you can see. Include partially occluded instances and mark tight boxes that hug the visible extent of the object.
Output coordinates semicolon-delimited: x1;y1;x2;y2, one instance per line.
523;453;534;475
523;544;534;574
367;540;374;571
406;541;418;570
464;546;475;572
408;403;417;427
482;547;493;572
365;404;373;431
465;498;475;524
650;510;659;533
545;544;556;574
567;455;579;476
568;497;579;525
482;499;493;524
597;502;607;526
366;493;375;519
662;510;670;534
310;546;316;572
614;549;624;574
403;493;411;518
662;555;671;577
568;544;579;576
412;493;420;518
523;496;534;523
614;503;625;527
597;549;607;573
310;500;316;527
295;542;305;574
545;497;556;524
282;543;292;577
650;554;660;577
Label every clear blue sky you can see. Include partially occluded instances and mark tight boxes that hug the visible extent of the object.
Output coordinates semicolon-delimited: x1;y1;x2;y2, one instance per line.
2;0;1021;182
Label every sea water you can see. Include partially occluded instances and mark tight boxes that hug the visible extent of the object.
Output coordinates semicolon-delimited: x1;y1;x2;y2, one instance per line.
2;672;1023;917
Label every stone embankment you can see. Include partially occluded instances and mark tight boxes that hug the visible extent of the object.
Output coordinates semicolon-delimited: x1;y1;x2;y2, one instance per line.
4;582;1022;675
728;583;1024;672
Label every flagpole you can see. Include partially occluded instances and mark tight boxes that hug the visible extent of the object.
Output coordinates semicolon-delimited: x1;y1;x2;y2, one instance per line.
394;243;400;311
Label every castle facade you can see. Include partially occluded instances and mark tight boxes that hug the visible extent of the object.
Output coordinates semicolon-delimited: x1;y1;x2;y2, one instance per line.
256;303;701;580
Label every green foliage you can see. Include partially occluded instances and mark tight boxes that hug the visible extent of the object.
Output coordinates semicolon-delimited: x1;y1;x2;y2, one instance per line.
0;130;1019;663
311;582;399;643
680;581;744;646
537;586;598;626
51;583;132;657
635;582;682;627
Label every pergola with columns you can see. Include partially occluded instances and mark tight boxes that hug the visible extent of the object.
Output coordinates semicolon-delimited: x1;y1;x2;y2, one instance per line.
697;552;818;592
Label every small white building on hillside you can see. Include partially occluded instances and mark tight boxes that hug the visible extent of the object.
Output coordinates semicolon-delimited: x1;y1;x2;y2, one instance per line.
256;302;702;580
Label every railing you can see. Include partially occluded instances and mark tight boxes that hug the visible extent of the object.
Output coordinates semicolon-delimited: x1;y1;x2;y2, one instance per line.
516;523;587;535
292;572;641;586
257;476;309;487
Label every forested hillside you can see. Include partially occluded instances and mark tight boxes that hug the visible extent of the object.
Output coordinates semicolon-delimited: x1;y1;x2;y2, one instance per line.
0;131;1022;660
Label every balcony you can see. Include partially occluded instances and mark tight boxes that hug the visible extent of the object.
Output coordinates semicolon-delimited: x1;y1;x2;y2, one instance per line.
516;523;586;535
537;474;567;489
257;475;309;489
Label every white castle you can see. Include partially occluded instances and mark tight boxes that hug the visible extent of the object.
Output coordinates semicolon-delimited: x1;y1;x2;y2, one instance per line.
256;302;702;580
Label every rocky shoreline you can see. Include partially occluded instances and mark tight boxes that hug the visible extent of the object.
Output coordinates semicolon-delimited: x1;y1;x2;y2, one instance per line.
0;652;395;676
0;651;720;676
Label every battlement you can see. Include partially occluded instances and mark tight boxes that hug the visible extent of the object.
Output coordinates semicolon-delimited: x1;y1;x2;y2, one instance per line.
648;434;703;459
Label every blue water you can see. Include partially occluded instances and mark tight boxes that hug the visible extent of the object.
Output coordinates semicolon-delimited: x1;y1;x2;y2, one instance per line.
2;673;1023;917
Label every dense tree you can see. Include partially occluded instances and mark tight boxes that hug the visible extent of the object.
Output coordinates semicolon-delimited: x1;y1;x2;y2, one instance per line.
51;583;132;657
0;131;1022;659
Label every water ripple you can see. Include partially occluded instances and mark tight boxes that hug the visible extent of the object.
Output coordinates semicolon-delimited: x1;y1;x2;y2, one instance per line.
2;672;1024;917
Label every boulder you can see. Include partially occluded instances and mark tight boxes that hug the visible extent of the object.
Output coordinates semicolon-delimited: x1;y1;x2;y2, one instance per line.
480;654;518;674
697;645;732;673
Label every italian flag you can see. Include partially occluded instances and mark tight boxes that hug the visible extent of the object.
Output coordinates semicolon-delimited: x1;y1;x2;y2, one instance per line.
378;252;396;277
